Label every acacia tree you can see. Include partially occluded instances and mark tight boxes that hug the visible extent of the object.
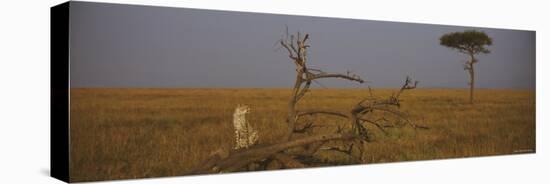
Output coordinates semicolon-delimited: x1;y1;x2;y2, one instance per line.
439;30;492;104
190;31;427;174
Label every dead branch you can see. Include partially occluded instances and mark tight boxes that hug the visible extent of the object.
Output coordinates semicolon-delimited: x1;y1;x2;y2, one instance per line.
293;121;316;133
273;153;306;168
359;118;389;135
319;142;354;156
297;110;350;119
306;73;364;83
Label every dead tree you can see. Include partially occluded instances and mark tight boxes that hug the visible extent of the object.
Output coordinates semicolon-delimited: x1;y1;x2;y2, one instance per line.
189;31;427;174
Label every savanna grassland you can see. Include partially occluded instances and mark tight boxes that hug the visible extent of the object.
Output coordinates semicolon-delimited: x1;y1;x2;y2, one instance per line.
69;88;535;182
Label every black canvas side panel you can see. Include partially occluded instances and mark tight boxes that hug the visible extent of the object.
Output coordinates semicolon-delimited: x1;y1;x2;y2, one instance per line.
51;1;70;183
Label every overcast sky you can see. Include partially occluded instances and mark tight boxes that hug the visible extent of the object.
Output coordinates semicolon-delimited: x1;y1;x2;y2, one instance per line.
69;1;535;89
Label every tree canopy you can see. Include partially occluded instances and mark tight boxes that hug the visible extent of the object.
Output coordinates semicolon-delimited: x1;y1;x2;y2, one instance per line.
439;30;493;55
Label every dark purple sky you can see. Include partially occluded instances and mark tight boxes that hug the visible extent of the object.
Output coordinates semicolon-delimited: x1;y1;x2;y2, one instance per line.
69;1;535;89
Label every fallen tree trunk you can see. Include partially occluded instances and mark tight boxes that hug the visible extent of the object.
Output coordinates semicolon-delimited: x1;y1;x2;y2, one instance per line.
191;132;357;174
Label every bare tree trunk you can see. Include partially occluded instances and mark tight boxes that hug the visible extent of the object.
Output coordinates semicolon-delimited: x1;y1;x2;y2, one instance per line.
468;54;475;104
285;74;302;141
469;63;474;104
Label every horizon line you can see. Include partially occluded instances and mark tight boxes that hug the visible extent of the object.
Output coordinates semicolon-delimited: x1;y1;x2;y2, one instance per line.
69;87;536;90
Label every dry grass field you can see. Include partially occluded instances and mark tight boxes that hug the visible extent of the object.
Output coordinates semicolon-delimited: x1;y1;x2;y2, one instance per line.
69;88;535;182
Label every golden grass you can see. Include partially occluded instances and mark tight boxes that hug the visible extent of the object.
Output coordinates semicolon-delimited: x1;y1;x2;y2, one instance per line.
69;88;535;182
